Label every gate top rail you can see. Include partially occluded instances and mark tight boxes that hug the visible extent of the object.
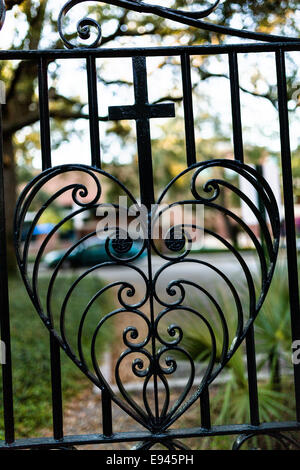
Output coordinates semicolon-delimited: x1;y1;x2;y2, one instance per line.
0;0;299;50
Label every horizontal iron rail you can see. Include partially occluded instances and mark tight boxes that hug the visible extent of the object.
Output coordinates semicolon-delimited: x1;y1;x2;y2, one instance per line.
1;41;300;60
1;421;300;450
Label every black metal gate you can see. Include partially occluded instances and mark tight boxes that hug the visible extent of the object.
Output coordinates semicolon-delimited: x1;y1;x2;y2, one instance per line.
0;0;300;450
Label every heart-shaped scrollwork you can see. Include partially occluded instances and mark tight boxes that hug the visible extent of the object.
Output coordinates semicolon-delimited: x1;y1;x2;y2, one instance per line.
57;0;298;49
14;160;280;433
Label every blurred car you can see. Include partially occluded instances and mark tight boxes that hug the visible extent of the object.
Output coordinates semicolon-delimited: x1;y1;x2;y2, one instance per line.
43;236;145;268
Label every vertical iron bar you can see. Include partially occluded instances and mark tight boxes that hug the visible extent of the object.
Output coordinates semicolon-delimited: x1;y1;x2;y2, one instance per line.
38;57;64;439
229;52;260;425
256;165;266;221
87;54;107;434
181;53;196;166
86;55;101;168
276;49;300;421
130;56;159;420
132;56;155;209
229;52;244;163
108;55;175;427
178;51;209;427
0;103;15;444
200;387;211;429
101;389;113;436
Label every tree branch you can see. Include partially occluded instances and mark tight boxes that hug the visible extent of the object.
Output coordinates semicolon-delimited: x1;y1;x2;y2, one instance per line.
3;90;187;135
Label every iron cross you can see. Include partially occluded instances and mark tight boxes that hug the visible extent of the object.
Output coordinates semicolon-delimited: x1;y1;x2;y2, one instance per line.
108;56;175;208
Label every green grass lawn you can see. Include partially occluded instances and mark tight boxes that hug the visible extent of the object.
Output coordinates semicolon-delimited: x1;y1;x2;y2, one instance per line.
0;274;114;439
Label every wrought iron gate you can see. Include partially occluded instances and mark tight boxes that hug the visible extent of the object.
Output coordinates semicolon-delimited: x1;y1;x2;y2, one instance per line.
0;0;300;450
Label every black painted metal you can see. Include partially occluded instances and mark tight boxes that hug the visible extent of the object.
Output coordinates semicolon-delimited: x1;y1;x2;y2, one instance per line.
38;57;64;440
228;52;244;164
87;55;102;169
0;0;4;31
57;0;300;47
0;1;299;450
109;56;175;208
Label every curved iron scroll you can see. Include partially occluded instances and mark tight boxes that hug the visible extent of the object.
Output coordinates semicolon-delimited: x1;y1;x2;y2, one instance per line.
14;160;280;445
58;0;300;49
